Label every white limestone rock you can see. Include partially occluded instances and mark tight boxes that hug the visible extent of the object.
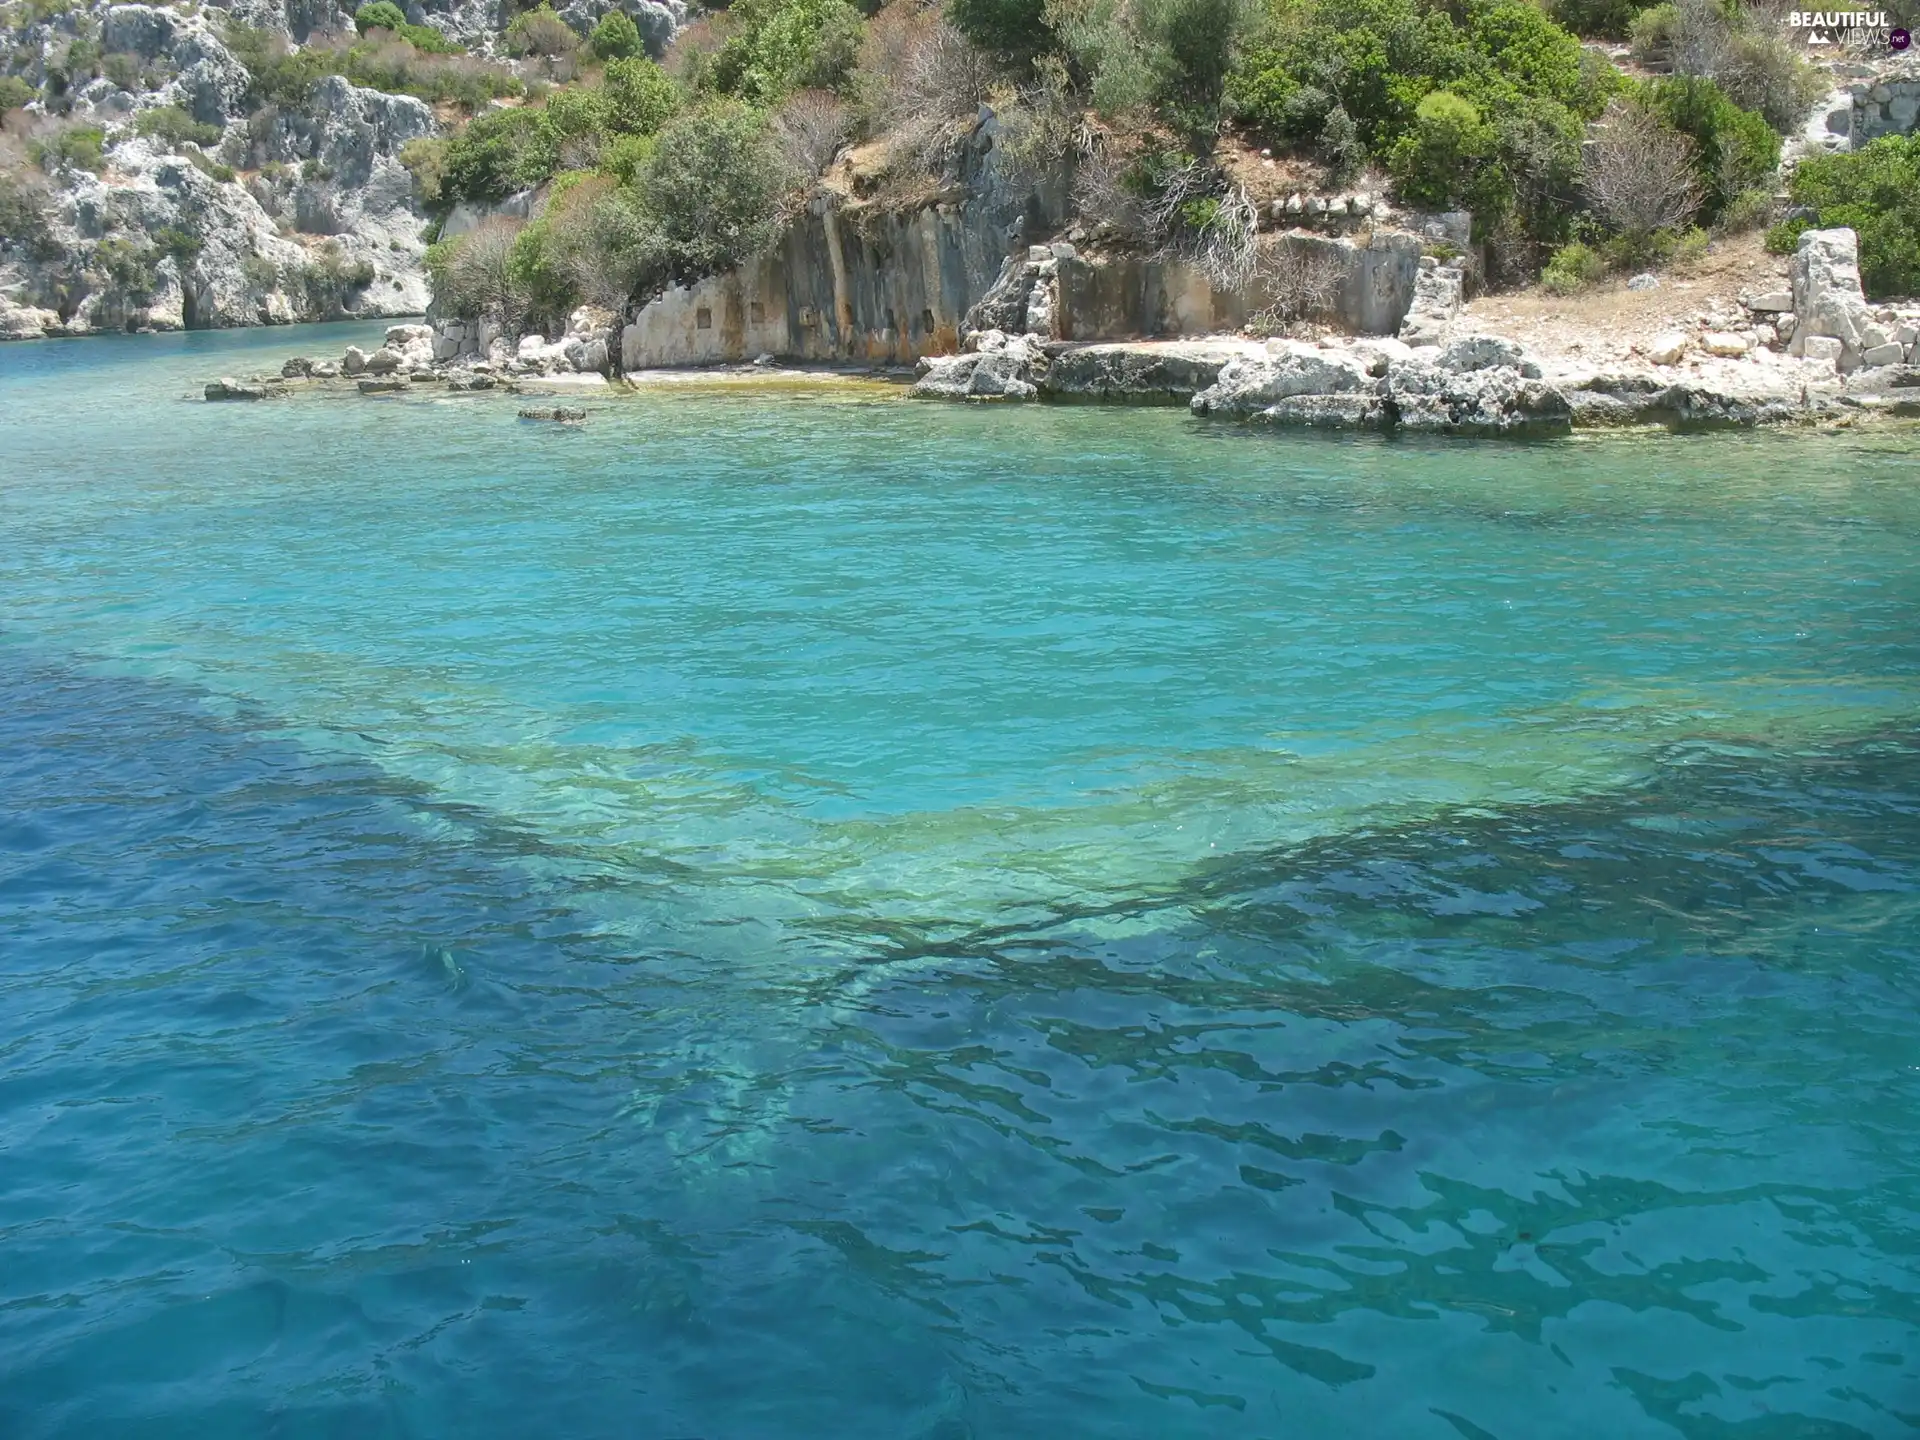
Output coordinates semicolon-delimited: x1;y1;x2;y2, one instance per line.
1790;228;1872;367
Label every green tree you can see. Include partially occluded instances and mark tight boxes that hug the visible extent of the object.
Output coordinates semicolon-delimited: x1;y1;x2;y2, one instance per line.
630;100;787;284
603;55;679;132
589;9;643;58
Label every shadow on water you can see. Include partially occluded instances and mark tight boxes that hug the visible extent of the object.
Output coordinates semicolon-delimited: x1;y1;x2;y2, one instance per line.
3;643;1919;1439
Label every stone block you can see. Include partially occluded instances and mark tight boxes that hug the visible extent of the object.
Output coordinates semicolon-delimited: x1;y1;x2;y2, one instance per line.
1860;342;1905;367
1747;291;1793;312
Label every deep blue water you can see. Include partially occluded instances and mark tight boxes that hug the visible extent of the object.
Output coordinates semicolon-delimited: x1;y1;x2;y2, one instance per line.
2;323;1919;1437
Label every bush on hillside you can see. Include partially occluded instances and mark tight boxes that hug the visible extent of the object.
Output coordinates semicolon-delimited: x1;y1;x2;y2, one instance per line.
1660;0;1820;133
1540;238;1603;292
507;5;579;57
135;104;223;147
600;130;656;183
589;10;644;58
1644;74;1777;225
626;100;789;283
354;2;409;33
1388;90;1497;211
0;74;38;110
708;0;866;104
0;171;60;259
947;0;1052;61
1581;98;1699;246
1546;0;1659;39
603;55;679;133
440;105;560;199
771;86;852;178
1227;0;1613;158
1776;135;1920;299
30;122;103;172
1048;0;1260;136
400;133;448;202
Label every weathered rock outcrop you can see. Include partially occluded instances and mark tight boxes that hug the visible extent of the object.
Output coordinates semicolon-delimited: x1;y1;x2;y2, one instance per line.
1790;227;1875;368
1;1;437;339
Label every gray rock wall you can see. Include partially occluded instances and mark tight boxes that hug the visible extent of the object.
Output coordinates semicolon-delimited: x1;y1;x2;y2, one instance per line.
1850;61;1920;143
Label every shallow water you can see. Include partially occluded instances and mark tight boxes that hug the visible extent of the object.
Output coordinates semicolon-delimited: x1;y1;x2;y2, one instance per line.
2;323;1918;1438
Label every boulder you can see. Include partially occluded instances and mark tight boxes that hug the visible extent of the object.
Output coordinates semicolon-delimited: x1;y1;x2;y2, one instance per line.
1702;331;1751;357
1044;342;1239;403
280;356;315;377
1800;335;1844;368
204;376;277;400
1747;291;1793;312
1790;228;1871;365
1648;332;1689;366
1189;344;1374;418
1437;334;1539;376
910;330;1046;401
341;345;368;376
1860;341;1906;367
1627;273;1660;291
363;346;404;374
1381;360;1572;437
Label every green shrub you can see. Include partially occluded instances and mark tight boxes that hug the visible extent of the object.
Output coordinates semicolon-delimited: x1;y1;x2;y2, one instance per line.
32;123;104;173
441;104;559;200
289;241;377;315
0;73;37;110
948;0;1052;61
709;0;865;104
603;55;678;133
1540;238;1603;292
1645;75;1777;225
101;49;146;91
589;9;643;59
91;235;157;299
1716;185;1771;234
1780;134;1920;300
1628;1;1674;60
136;104;223;147
152;224;201;260
597;130;652;183
1764;215;1810;256
0;172;59;259
354;1;408;33
226;24;344;107
507;5;578;57
1546;0;1658;38
1388;90;1496;211
1227;0;1613;165
1049;0;1260;136
629;99;788;284
400;134;448;202
1669;223;1708;271
186;150;238;181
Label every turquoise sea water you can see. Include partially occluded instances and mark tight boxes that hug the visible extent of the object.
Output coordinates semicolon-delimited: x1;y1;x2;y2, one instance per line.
3;322;1919;1438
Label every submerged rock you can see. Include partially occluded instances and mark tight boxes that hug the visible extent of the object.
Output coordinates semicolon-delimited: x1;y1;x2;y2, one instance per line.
204;376;280;400
357;377;406;394
518;406;587;421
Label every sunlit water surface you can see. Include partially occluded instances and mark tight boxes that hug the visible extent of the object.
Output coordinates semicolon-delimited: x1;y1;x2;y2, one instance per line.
3;324;1919;1438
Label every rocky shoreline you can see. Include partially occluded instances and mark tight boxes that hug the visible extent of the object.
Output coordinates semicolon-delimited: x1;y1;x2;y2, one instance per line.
206;229;1920;437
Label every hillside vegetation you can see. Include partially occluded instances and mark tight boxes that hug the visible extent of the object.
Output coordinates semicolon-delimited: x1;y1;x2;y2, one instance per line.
1;0;1904;336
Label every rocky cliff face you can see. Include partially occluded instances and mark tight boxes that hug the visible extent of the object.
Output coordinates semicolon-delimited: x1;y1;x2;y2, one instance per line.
2;0;435;339
612;119;1432;373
